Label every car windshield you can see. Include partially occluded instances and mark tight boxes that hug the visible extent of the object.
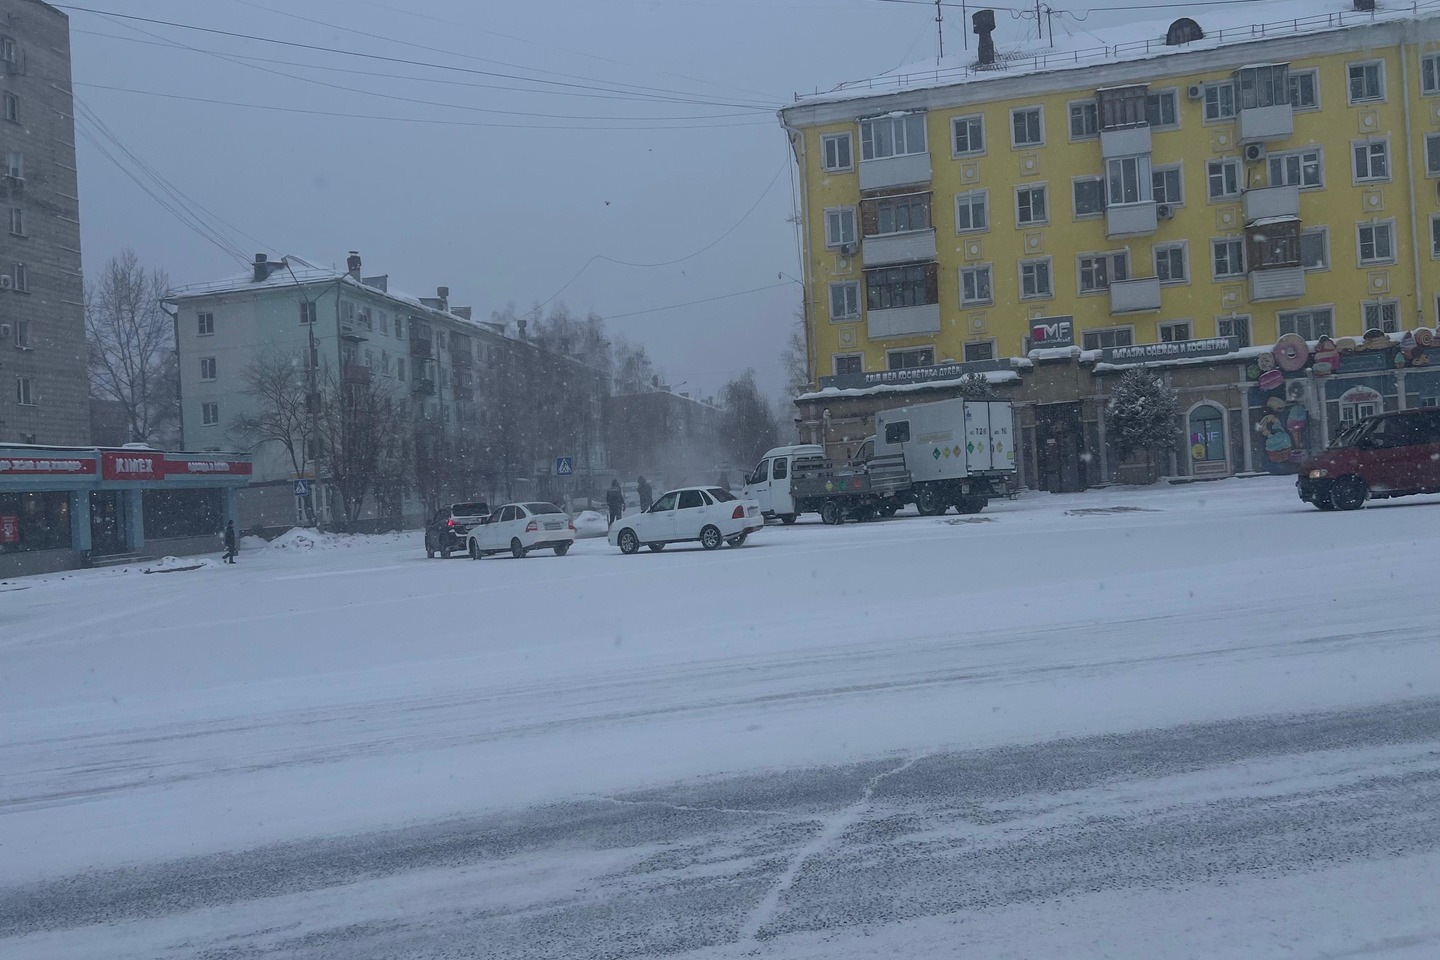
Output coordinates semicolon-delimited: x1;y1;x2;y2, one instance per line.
523;502;563;515
706;487;737;502
1329;421;1371;448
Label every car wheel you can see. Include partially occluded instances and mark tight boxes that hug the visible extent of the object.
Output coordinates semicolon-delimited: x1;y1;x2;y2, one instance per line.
554;542;570;557
1330;477;1368;511
469;539;480;560
646;542;665;552
425;535;435;559
819;501;843;526
510;537;527;559
441;544;451;559
779;513;798;525
726;532;747;547
699;525;723;550
618;528;640;555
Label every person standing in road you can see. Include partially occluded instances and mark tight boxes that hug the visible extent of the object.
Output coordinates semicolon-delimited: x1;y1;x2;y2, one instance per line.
637;476;653;512
606;479;624;526
222;521;238;564
718;470;732;492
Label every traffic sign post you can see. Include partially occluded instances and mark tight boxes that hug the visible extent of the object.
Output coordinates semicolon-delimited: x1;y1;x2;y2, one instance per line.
553;457;574;477
293;479;310;498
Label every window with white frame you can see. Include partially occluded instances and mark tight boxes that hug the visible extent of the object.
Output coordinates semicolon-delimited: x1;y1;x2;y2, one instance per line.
1217;314;1252;346
1077;251;1128;293
1426;133;1440;177
960;264;993;306
396;358;406;381
13;318;28;348
1207;157;1241;200
1015;184;1047;224
860;113;926;160
1147;89;1179;128
1352;138;1390;182
1073;176;1105;217
1278;308;1333;340
1212;237;1245;278
821;132;853;171
834;354;863;376
824;207;857;248
888;346;935;370
2;92;16;124
1107;155;1153;205
1011;106;1044;146
1363;300;1400;334
201;401;220;425
1300;227;1329;270
298;301;316;324
1237;64;1289;110
964;341;996;362
200;357;217;381
1432;214;1440;257
1357;221;1395;264
1424;53;1440;95
15;375;33;405
829;281;860;321
1152;164;1183;206
5;151;22;180
1203;82;1236;121
11;261;25;292
1082;327;1133;350
1268;148;1323;189
340;300;355;322
954;189;988;232
1347;61;1384;103
863;192;931;235
1154;242;1187;283
952;114;984;155
1068;100;1098;139
1019;258;1052;299
8;207;22;236
1289;69;1319;109
198;312;214;335
1159;320;1193;342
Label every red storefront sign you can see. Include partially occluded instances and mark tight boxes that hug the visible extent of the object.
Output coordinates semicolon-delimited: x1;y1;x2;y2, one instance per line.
100;452;252;481
167;459;252;477
0;457;97;476
0;514;18;543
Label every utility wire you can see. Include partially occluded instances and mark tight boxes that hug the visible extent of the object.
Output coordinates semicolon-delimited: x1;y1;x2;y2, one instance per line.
599;282;793;322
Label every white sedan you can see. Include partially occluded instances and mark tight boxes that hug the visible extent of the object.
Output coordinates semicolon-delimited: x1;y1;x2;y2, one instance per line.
608;486;763;554
467;502;576;559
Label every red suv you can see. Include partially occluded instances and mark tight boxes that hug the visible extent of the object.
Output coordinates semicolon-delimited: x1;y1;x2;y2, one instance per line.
1298;409;1440;510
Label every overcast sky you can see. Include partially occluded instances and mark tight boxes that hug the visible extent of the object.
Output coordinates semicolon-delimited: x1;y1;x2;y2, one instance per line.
68;0;1136;402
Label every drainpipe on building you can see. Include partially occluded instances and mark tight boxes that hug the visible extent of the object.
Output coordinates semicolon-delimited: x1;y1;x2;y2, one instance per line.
780;117;815;392
1401;47;1425;329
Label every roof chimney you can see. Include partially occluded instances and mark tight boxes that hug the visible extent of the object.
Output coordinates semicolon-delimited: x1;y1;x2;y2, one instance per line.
346;250;362;280
516;317;528;341
973;10;996;67
437;285;450;311
252;252;268;283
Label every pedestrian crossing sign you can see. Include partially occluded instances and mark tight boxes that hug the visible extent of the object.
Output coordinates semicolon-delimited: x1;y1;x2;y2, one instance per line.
554;457;574;477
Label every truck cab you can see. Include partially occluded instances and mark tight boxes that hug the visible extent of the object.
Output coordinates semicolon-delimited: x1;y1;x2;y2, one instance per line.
739;444;824;523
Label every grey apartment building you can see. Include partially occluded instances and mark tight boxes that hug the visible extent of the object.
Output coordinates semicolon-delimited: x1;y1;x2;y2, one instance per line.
0;0;86;445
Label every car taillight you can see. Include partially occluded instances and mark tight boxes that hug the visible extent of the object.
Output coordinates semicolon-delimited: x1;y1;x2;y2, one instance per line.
447;518;454;528
568;519;576;530
526;520;538;533
732;506;745;520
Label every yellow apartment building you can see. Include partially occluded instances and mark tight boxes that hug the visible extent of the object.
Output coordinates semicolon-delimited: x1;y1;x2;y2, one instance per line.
780;1;1440;489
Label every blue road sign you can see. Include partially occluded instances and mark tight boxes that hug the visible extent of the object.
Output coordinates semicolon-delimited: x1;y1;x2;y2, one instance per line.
554;457;574;477
293;479;311;497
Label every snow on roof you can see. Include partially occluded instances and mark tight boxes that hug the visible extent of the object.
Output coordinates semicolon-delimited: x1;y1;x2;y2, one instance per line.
797;368;1020;401
1249;216;1301;227
789;1;1433;110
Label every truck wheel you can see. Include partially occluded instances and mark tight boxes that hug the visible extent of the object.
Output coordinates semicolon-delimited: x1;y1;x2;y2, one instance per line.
779;513;798;525
820;501;842;525
700;525;723;550
510;538;527;559
916;487;947;516
877;503;898;518
955;496;988;515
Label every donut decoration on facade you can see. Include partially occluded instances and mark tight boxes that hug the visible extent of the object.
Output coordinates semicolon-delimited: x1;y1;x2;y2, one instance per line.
1312;336;1339;376
1257;368;1285;391
1256;351;1276;372
1274;333;1310;372
1361;328;1391;351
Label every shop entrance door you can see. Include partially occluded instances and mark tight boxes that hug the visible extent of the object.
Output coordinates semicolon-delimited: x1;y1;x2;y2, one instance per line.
1035;402;1087;493
89;491;128;556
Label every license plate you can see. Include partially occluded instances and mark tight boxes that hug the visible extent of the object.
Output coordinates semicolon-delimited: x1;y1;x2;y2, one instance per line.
545;522;563;530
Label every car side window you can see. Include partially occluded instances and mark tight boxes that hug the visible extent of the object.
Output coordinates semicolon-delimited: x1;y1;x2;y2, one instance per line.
500;506;516;522
678;490;704;510
750;459;770;485
1415;412;1440;444
1370;417;1413;448
652;492;679;512
772;457;788;480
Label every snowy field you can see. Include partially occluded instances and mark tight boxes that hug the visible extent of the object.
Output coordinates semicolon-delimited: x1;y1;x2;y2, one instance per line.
3;476;1440;958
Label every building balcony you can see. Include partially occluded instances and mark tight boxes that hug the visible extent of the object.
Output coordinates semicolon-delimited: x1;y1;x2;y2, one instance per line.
411;377;436;396
1238;104;1294;143
1100;125;1151;159
861;229;937;268
1248;265;1305;301
451;350;473;368
409;336;432;358
1242;184;1300;222
858;153;932;192
451;384;474;402
341;363;372;385
867;301;941;340
339;324;368;343
1109;277;1162;314
1106;201;1157;238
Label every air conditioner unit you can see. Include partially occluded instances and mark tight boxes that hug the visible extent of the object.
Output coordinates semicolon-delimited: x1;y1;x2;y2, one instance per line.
0;274;12;289
1286;379;1310;404
839;242;858;257
1187;84;1204;101
1243;143;1267;162
1156;203;1175;220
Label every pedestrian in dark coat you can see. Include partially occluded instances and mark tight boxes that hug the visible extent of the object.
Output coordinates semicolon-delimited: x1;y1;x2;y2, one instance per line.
637;476;653;512
222;521;238;564
605;479;624;525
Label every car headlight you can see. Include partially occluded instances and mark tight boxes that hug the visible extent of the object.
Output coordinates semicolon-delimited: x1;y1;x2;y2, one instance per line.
1308;469;1328;479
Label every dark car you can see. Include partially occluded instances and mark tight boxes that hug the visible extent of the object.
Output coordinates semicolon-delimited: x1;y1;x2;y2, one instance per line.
425;501;490;557
1298;409;1440;510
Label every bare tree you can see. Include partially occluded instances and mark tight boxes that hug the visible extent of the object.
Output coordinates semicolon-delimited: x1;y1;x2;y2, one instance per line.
780;305;810;399
315;370;406;526
231;350;315;481
86;250;178;445
718;369;779;467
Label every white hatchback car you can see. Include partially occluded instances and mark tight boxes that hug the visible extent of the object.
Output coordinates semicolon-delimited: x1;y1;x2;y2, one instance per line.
467;502;576;559
608;486;763;554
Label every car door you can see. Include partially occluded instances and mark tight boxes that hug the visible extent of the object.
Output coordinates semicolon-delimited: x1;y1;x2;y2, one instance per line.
745;459;772;513
483;506;514;550
674;489;708;541
643;491;680;541
1417;411;1440;491
1361;417;1417;493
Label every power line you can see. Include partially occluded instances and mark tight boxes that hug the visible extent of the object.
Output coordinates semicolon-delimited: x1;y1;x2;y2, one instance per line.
599;282;793;322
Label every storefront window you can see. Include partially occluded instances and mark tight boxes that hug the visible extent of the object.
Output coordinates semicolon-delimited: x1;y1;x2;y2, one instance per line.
1188;405;1226;463
0;491;72;552
142;489;224;540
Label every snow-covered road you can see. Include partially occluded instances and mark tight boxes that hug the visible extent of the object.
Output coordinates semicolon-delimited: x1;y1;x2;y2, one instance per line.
3;477;1439;957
